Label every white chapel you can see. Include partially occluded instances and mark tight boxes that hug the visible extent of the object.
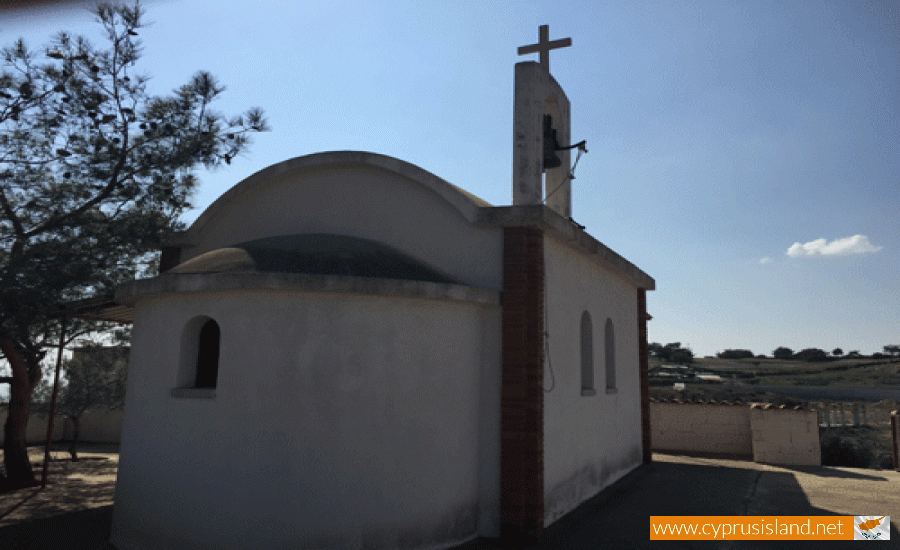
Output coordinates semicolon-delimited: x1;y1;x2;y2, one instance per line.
108;26;655;550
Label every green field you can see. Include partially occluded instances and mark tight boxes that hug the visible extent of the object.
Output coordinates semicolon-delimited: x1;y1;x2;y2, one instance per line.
650;356;900;388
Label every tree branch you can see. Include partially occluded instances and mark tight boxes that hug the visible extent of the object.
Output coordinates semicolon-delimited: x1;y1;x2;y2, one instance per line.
0;186;26;242
24;147;127;238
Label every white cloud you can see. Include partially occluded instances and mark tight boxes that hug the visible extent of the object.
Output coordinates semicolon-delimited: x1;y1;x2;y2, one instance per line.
759;257;773;264
786;235;882;257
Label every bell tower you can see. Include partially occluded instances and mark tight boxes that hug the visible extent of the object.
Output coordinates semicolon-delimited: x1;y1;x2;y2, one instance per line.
512;25;573;218
501;25;575;542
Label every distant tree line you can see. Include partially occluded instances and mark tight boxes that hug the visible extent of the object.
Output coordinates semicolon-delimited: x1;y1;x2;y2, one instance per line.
713;345;900;362
716;349;756;360
648;342;694;364
649;343;899;364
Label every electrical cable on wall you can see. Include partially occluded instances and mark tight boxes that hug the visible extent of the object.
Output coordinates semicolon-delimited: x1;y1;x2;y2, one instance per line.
543;280;555;393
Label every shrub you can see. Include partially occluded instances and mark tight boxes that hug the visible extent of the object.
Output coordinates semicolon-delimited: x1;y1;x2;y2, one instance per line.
820;433;873;468
820;426;893;469
794;348;828;362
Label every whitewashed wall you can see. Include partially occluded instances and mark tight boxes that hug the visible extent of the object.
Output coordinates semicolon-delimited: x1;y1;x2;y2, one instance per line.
541;234;642;526
111;289;500;550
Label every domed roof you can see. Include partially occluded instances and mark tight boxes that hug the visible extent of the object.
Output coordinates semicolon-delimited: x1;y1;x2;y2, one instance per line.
168;234;459;284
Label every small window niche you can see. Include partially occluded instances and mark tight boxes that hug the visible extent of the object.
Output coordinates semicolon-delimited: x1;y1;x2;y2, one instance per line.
605;317;616;393
580;311;595;396
172;315;220;399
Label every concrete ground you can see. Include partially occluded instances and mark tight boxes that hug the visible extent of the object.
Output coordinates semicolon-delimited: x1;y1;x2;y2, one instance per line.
0;450;896;549
455;453;899;549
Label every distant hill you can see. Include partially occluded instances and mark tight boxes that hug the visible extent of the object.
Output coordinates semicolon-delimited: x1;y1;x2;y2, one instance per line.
649;356;900;389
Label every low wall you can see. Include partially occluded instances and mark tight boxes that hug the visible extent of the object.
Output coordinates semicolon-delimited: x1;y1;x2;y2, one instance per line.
750;404;820;466
650;401;752;458
650;400;821;466
0;409;123;446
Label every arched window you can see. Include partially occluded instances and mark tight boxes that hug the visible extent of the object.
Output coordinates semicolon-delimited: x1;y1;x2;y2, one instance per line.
194;319;220;388
580;311;594;395
174;316;221;397
605;318;616;391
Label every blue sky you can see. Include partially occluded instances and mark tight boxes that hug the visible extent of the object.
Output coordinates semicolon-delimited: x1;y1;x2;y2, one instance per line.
4;0;898;357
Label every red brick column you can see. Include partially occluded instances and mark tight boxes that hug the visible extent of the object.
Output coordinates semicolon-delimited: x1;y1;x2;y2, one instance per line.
501;226;545;540
638;288;652;464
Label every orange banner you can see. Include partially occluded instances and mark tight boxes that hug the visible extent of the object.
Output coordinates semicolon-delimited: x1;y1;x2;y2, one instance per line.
650;516;855;540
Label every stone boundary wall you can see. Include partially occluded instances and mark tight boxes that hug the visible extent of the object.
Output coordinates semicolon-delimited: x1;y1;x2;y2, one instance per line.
650;399;821;466
650;400;752;458
750;404;820;466
0;408;123;446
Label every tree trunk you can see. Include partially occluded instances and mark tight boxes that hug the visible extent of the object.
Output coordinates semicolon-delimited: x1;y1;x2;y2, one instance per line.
68;416;80;462
0;339;38;490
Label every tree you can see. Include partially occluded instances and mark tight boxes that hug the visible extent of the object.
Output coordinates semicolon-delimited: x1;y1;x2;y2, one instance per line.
669;346;694;365
773;347;794;360
717;349;754;360
34;344;127;461
0;2;267;489
648;342;693;364
884;345;900;357
832;348;843;357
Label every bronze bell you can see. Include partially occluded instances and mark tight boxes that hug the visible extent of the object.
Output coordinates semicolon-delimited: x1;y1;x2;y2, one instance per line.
542;115;562;170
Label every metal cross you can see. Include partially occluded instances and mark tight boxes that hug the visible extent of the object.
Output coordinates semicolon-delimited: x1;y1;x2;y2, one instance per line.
517;25;572;72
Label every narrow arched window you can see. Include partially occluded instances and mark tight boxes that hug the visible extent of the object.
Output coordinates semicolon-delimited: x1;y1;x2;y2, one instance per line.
580;311;594;394
605;318;616;391
195;319;220;388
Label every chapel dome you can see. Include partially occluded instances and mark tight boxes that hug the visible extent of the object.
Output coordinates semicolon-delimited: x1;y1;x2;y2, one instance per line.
168;233;459;284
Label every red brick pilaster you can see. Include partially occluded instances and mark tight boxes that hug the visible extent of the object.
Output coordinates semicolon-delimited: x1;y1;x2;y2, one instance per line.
501;226;545;540
638;288;652;464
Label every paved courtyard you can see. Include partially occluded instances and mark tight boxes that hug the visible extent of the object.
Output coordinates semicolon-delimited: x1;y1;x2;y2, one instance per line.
456;453;899;549
0;448;897;549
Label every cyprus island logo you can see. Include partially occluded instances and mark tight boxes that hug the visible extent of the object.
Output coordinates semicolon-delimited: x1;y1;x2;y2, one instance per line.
854;516;890;541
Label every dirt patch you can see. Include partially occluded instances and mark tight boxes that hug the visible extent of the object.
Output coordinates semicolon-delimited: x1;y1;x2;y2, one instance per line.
0;444;118;529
